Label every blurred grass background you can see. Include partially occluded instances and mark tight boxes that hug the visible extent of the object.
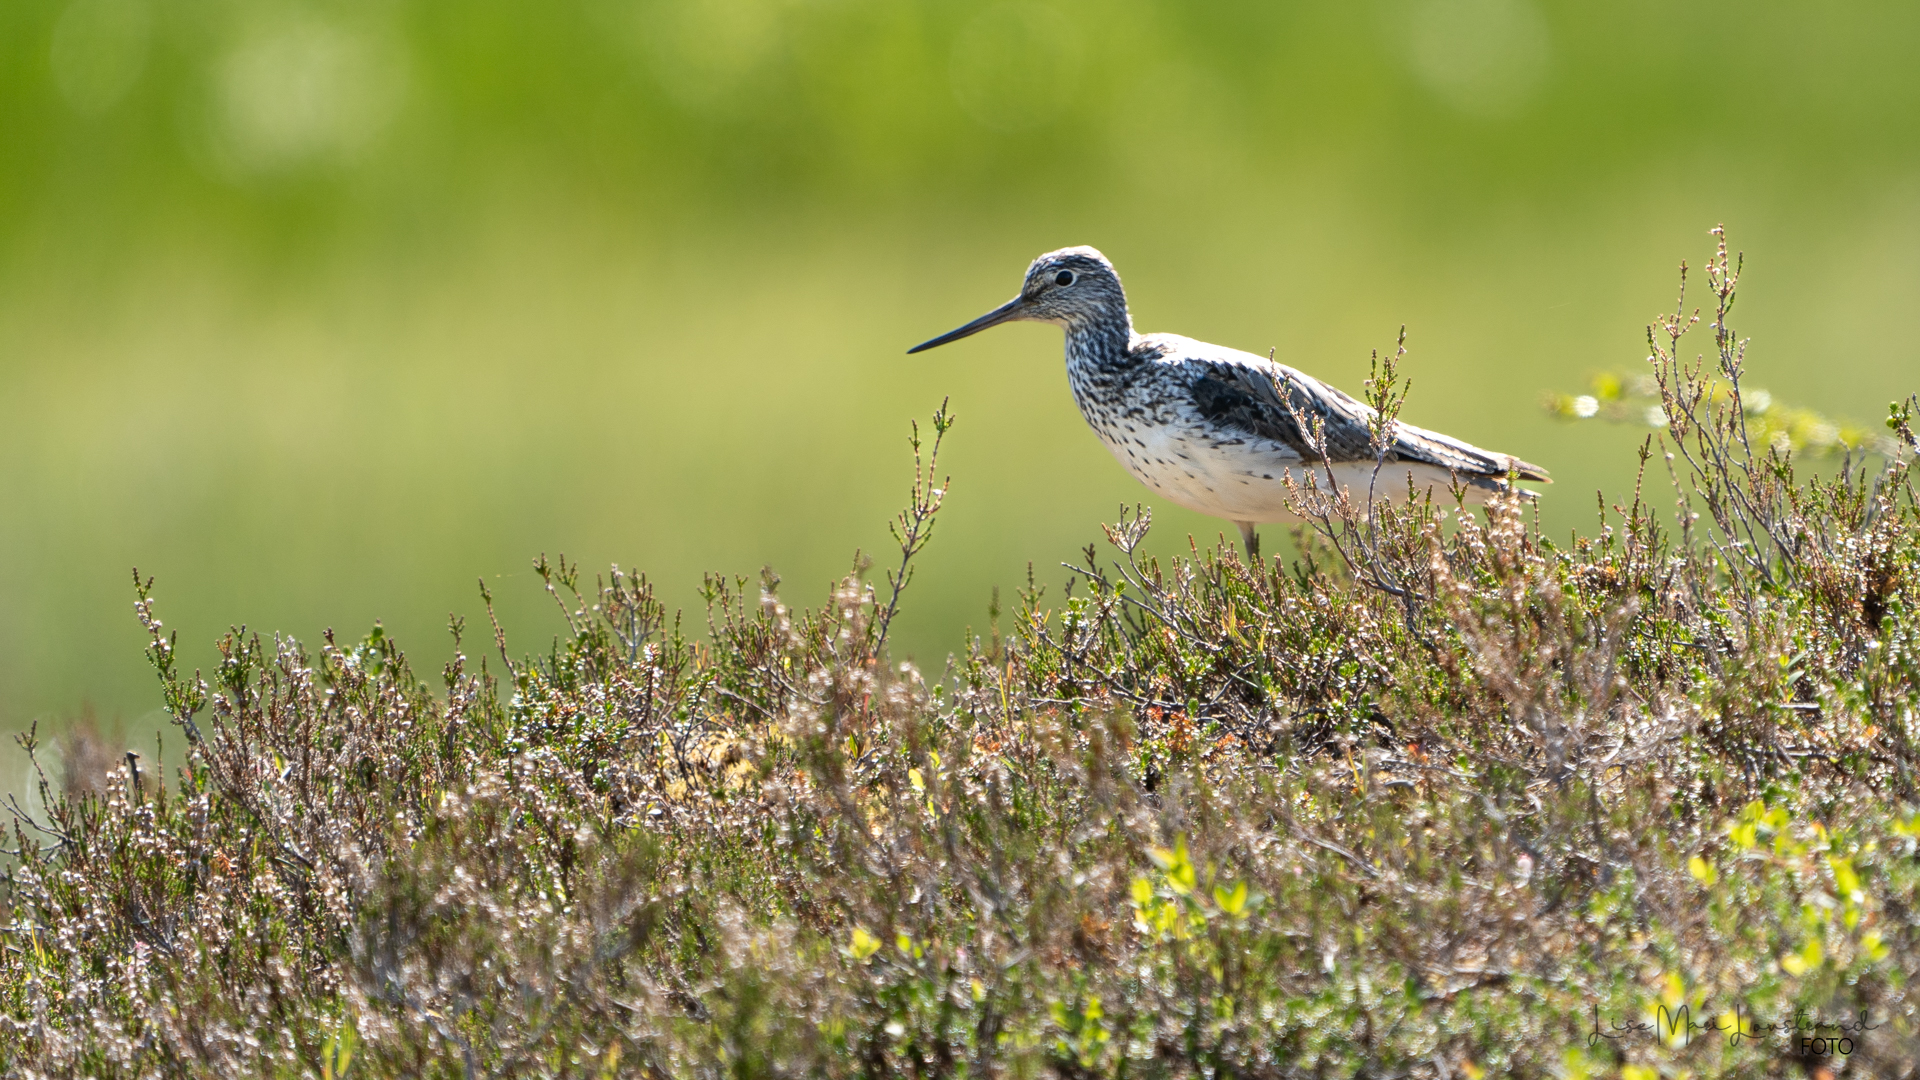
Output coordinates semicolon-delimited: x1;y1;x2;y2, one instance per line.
2;0;1917;777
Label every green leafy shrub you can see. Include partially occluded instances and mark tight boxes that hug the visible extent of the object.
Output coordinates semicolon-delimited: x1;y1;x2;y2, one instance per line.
5;236;1920;1077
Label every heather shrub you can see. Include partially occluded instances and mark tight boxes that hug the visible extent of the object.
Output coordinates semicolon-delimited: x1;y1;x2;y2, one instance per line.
4;235;1920;1078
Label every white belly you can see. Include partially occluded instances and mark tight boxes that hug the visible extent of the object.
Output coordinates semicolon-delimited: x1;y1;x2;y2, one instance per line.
1096;427;1491;522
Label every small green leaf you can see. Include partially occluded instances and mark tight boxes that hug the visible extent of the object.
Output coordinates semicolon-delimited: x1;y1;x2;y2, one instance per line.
849;927;881;961
1660;971;1685;1010
1829;855;1861;899
1213;880;1248;916
1687;855;1717;886
1130;877;1154;906
1781;937;1821;975
1164;837;1196;895
321;1016;358;1080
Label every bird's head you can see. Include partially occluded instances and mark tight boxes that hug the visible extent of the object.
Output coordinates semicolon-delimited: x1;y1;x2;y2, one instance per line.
908;245;1128;354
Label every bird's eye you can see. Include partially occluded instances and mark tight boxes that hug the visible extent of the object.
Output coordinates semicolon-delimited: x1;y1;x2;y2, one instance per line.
1054;270;1075;287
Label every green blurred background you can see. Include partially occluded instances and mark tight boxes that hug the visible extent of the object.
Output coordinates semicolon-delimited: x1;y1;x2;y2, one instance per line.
2;0;1917;778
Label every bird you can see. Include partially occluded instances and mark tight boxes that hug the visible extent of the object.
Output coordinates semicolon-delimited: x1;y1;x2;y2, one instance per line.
908;246;1548;558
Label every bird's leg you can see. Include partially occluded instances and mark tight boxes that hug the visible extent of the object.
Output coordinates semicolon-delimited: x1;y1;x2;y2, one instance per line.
1235;520;1260;562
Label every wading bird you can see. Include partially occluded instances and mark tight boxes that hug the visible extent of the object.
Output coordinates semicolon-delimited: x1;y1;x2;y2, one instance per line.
908;246;1548;557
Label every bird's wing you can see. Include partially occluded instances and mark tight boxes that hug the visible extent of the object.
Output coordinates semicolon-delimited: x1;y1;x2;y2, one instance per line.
1391;418;1552;482
1178;342;1374;462
1169;337;1550;482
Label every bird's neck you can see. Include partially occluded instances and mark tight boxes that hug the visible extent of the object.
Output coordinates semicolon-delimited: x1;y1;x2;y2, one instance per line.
1061;308;1135;369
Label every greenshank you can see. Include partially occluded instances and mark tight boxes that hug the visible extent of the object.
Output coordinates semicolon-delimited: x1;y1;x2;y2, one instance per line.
909;246;1549;557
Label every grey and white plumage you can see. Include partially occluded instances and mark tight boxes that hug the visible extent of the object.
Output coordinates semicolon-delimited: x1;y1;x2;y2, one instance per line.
908;246;1548;556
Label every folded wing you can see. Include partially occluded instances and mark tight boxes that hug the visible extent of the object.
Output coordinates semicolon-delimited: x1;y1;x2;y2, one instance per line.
1183;345;1549;483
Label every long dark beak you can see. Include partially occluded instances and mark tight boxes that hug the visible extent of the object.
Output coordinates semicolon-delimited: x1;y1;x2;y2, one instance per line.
907;295;1027;354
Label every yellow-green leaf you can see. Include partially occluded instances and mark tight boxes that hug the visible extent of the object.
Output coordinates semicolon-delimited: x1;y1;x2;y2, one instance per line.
1829;855;1861;900
321;1017;358;1080
1130;877;1154;906
1165;837;1196;895
1688;855;1717;886
849;927;881;961
1213;880;1248;916
1661;971;1685;1010
1781;937;1822;975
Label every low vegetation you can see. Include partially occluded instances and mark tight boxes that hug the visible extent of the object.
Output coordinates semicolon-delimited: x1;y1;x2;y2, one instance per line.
5;234;1920;1078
